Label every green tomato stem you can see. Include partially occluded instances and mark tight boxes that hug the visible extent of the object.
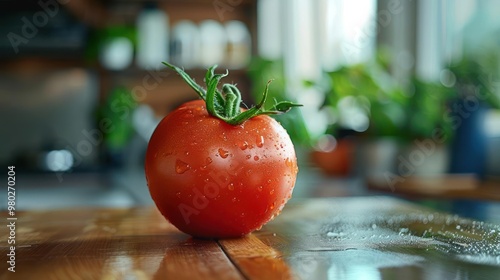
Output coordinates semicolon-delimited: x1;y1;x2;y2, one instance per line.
162;62;302;125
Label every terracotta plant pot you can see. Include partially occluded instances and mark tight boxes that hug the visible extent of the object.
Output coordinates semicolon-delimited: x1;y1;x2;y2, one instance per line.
310;138;354;177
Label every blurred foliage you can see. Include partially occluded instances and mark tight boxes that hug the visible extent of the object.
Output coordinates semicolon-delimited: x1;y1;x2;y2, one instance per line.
407;79;454;140
447;54;500;109
247;49;500;145
247;57;313;146
85;25;137;62
322;63;409;139
323;50;500;142
98;87;137;150
322;63;453;141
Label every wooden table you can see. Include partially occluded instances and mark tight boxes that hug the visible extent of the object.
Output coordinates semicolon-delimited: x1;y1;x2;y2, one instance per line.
367;175;500;201
2;197;500;279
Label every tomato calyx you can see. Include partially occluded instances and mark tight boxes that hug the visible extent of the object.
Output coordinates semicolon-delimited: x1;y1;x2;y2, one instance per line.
163;62;302;125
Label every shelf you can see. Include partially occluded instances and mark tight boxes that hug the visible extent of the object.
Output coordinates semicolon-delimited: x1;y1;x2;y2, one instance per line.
60;0;257;27
1;0;257;116
109;66;247;78
0;57;94;72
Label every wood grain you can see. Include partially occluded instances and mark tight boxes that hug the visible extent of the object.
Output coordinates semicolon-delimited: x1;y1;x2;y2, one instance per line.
0;207;241;280
219;235;293;280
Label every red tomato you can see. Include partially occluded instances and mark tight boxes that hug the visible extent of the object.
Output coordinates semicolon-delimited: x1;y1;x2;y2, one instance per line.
145;100;298;238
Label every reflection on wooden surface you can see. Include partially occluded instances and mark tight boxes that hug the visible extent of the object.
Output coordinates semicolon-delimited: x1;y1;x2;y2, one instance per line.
1;197;500;279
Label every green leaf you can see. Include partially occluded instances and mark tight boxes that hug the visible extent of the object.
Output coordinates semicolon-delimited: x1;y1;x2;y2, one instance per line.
164;62;302;126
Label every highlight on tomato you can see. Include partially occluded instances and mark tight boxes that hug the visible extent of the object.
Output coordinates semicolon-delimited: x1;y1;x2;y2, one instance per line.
145;62;301;238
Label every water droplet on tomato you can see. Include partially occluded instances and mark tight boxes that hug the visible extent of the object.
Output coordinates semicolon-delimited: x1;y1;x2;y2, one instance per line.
185;151;190;156
258;186;263;191
256;135;264;148
176;192;181;198
246;155;251;160
228;183;235;190
218;148;229;158
270;202;275;210
254;155;259;161
285;158;293;167
240;212;245;217
278;203;285;211
206;157;213;164
183;110;194;119
219;133;228;141
239;141;248;150
270;189;274;195
267;179;272;184
232;197;237;202
175;159;190;174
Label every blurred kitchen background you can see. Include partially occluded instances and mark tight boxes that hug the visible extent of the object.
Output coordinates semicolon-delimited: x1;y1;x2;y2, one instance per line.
1;0;499;222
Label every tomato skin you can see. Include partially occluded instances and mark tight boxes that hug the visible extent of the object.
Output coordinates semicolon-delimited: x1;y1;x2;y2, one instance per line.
145;100;298;238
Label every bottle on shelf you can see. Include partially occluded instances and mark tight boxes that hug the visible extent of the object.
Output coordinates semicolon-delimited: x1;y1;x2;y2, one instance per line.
224;20;251;69
136;3;169;70
199;20;227;68
170;20;200;69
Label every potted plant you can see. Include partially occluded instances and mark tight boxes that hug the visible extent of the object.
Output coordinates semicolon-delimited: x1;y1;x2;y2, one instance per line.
319;58;410;178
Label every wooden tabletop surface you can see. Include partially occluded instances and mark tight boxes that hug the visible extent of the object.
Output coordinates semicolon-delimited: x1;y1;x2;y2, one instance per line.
1;196;500;280
367;175;500;201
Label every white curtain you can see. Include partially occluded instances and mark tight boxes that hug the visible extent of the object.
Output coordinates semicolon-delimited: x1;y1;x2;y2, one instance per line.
257;0;376;138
